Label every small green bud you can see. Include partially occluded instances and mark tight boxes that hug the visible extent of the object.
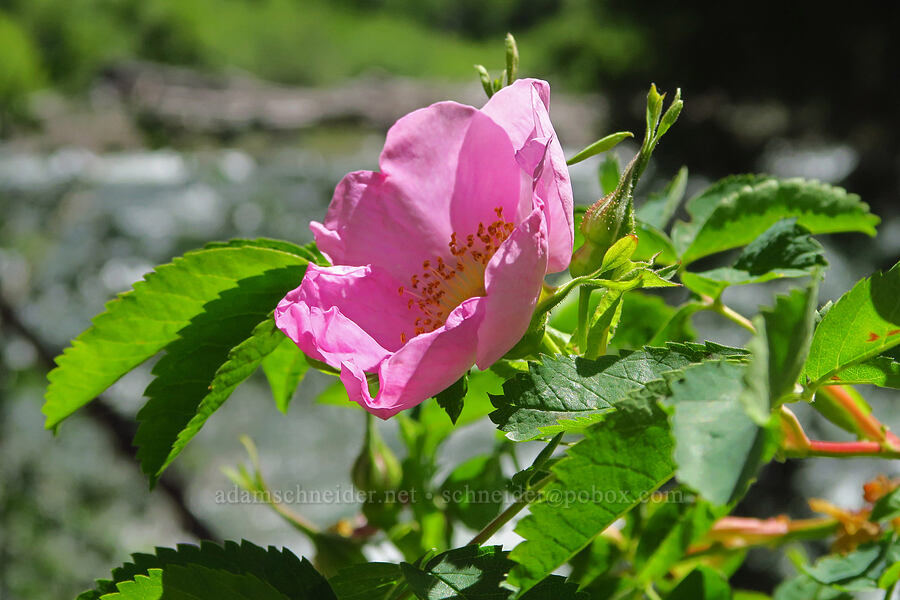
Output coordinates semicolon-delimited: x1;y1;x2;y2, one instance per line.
351;414;402;494
505;33;519;85
569;190;635;277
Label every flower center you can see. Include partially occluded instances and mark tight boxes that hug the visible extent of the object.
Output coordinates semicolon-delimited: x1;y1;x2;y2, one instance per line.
397;207;515;343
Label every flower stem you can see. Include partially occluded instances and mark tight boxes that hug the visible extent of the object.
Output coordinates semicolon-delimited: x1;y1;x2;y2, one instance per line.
709;297;756;333
576;287;592;350
467;475;554;546
539;332;562;355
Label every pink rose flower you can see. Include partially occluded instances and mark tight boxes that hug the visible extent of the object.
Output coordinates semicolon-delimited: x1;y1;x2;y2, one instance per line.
275;79;573;418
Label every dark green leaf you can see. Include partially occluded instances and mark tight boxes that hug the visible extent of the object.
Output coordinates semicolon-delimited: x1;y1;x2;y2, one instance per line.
804;543;883;585
681;218;827;297
163;564;289;600
43;243;312;429
134;262;307;485
871;487;900;522
667;566;731;600
400;545;513;600
672;177;879;265
490;343;746;441
805;262;900;386
329;563;402;600
78;540;334;600
519;575;588;599
261;337;310;413
507;394;675;593
435;375;468;425
662;361;776;506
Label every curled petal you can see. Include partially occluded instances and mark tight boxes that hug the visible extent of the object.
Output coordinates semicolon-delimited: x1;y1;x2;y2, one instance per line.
476;204;549;368
482;79;573;272
341;297;484;418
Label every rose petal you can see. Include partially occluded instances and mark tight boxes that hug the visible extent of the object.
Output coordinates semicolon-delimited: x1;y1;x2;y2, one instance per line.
475;204;549;369
312;102;522;283
482;79;573;272
340;297;484;418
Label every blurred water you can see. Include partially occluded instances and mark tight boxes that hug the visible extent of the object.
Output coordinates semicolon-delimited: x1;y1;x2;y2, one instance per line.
0;137;897;598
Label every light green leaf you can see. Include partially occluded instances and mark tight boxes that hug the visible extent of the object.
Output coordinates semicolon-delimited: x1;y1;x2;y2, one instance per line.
773;574;851;600
100;570;162;600
566;131;634;166
663;361;776;506
681;218;827;297
79;540;334;600
804;543;883;585
804;261;900;386
134;261;307;485
672;177;879;265
490;343;746;441
507;394;675;593
43;241;312;429
667;566;731;600
637;166;688;230
584;290;622;360
261;337;311;413
633;222;678;265
599;154;620;196
826;356;900;388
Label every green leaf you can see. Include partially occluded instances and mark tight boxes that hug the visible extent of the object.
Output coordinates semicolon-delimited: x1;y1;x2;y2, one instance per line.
584;290;622;360
518;576;588;599
633;498;718;585
634;222;679;265
43;242;311;429
509;433;563;494
162;564;289;600
667;566;731;600
681;218;827;297
599;154;620;196
490;343;746;441
827;356;900;388
101;569;163;600
507;394;675;593
662;360;776;506
435;375;468;425
80;540;334;600
329;563;402;600
804;543;883;585
773;574;851;600
805;262;900;386
399;545;513;600
134;262;307;485
637;166;688;230
672;177;879;265
741;284;820;423
261;337;311;413
871;487;900;522
566;131;634;166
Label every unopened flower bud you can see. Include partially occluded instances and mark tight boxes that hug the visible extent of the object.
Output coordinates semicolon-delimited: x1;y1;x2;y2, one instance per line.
570;190;635;277
352;415;403;494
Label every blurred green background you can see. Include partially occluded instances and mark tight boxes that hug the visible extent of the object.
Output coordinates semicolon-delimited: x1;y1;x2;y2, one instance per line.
1;1;898;598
